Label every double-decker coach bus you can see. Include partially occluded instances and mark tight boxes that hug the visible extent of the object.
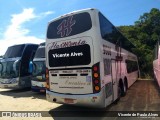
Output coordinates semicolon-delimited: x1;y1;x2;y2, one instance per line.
31;42;46;92
0;44;38;89
46;8;139;108
153;39;160;87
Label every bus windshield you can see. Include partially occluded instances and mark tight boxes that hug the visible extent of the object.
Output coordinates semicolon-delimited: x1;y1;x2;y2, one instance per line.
47;12;92;39
0;61;19;78
34;47;45;58
32;61;46;76
4;45;25;58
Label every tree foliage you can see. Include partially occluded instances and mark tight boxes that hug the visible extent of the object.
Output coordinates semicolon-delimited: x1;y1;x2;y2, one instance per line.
118;8;160;78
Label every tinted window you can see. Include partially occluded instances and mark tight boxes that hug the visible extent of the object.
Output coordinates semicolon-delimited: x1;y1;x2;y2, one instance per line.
0;61;19;78
103;59;111;75
32;61;46;76
126;60;138;73
34;47;45;58
99;12;118;44
4;45;25;58
47;12;92;39
49;44;91;67
99;12;135;53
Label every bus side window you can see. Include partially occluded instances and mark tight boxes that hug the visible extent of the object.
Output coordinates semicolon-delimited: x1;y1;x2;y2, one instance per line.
103;59;111;75
125;60;138;73
99;12;120;46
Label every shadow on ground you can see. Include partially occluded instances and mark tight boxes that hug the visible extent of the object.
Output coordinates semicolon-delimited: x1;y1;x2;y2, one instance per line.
0;87;46;100
48;105;109;120
47;80;160;120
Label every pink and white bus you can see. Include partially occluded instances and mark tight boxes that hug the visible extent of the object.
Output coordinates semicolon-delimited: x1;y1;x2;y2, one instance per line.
153;40;160;87
45;8;139;108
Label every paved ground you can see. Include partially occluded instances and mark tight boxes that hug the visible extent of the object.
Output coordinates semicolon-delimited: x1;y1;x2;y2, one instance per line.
108;80;160;111
0;80;160;120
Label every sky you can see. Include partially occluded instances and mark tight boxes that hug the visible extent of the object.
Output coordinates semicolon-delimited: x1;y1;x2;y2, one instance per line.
0;0;160;55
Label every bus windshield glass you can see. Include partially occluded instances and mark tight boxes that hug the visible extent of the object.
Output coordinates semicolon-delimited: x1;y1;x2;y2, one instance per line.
32;61;46;76
47;12;92;39
0;61;19;78
4;45;25;58
34;47;45;58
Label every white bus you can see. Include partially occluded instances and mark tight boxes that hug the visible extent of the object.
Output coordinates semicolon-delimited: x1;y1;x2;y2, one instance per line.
46;8;139;108
0;44;38;89
153;39;160;87
31;42;46;92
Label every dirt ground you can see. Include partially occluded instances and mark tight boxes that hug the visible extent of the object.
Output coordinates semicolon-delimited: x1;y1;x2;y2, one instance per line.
0;80;160;120
0;88;61;120
0;89;60;111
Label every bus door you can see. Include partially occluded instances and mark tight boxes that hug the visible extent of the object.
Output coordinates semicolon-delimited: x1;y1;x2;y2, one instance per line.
111;60;118;101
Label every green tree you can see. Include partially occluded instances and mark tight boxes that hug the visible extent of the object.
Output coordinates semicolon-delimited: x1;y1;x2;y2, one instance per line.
118;8;160;78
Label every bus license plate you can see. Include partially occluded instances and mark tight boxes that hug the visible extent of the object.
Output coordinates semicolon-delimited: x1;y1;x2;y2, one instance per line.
64;98;74;104
40;89;45;92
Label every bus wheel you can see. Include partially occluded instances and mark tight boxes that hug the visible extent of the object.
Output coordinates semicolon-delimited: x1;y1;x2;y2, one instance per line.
114;83;122;103
153;74;157;81
119;79;126;97
118;85;121;98
124;77;128;91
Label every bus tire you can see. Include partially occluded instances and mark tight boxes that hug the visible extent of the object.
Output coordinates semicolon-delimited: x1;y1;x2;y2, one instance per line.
153;73;157;81
124;77;128;91
119;79;126;97
115;86;121;103
114;82;122;104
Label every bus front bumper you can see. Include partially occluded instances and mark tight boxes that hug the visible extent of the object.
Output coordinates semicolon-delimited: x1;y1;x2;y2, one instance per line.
31;86;46;93
31;80;46;93
46;88;105;108
0;78;19;89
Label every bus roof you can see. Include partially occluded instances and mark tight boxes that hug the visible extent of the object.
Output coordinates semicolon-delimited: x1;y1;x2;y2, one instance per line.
47;8;137;52
8;43;38;48
39;42;45;46
48;8;98;24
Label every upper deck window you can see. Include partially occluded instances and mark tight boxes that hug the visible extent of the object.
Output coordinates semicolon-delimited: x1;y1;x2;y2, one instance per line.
99;12;136;53
34;47;45;58
47;12;92;39
4;45;25;58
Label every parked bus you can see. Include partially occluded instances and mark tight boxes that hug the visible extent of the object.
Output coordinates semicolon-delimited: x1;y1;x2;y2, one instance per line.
0;44;38;89
31;42;46;92
153;39;160;87
46;8;139;108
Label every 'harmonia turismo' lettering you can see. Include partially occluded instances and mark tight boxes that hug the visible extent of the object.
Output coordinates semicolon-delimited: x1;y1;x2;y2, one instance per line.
49;40;86;50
